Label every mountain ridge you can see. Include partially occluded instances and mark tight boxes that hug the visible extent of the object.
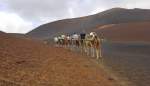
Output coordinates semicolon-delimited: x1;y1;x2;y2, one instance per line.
27;8;150;40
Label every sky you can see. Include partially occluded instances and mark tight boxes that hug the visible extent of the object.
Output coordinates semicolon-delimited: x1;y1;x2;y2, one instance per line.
0;0;150;33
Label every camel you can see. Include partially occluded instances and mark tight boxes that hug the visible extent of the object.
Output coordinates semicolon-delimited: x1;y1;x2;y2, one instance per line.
84;32;102;59
54;36;59;47
53;32;103;60
84;34;93;56
93;35;102;59
57;34;68;48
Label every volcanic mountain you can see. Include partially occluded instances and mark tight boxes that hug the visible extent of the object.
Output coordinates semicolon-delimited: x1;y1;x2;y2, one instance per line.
27;8;150;41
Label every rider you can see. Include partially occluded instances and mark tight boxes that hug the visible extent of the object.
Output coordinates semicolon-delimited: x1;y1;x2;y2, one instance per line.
80;32;86;43
80;32;86;53
54;36;59;45
72;33;80;48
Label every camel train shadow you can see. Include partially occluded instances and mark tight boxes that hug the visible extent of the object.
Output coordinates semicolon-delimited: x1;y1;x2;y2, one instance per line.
51;32;105;61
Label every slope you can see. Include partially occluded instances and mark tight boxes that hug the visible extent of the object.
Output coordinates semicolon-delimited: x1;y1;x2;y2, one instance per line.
0;32;122;86
27;8;150;40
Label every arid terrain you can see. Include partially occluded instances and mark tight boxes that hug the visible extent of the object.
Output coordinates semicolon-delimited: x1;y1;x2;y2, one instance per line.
1;8;150;86
102;41;150;86
27;8;150;40
95;22;150;42
0;32;123;86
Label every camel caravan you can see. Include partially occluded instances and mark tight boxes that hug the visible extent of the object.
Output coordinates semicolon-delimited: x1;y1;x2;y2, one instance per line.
53;32;103;60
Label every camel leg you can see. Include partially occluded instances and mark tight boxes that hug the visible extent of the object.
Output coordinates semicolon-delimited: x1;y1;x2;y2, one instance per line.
90;47;95;57
84;44;88;54
92;47;95;57
72;41;76;51
82;41;86;54
85;47;89;55
80;42;84;54
89;47;91;56
86;47;89;55
84;46;87;54
71;41;73;50
83;44;86;53
96;48;100;59
82;43;86;54
100;49;102;58
80;45;83;54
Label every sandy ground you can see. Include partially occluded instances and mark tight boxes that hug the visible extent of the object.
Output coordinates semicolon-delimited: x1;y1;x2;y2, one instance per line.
102;41;150;86
0;32;123;86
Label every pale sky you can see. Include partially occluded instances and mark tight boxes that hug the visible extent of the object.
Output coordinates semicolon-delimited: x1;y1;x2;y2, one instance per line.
0;0;150;33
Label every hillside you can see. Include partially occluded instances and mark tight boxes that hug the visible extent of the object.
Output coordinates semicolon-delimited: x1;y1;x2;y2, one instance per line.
27;8;150;40
8;33;26;38
0;32;121;86
95;22;150;42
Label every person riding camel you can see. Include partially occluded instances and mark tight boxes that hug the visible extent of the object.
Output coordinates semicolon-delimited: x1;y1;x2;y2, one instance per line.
80;32;86;53
84;32;94;56
54;36;59;47
66;34;71;47
71;33;80;51
89;32;96;57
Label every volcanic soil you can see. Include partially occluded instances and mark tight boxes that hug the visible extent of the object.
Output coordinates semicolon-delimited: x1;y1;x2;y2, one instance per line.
95;22;150;42
0;32;123;86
